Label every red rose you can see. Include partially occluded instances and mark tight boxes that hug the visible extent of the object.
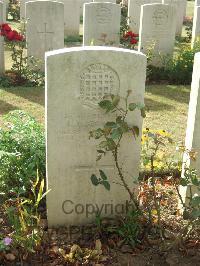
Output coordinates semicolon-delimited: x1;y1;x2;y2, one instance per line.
124;31;139;41
132;33;139;38
14;33;24;41
6;30;16;41
2;23;11;32
130;38;138;45
0;23;24;41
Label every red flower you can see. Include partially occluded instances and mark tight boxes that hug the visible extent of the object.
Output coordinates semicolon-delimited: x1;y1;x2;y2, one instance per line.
14;33;23;41
12;30;24;41
130;38;138;45
0;23;24;42
1;23;11;32
124;31;139;38
6;30;16;41
132;33;139;38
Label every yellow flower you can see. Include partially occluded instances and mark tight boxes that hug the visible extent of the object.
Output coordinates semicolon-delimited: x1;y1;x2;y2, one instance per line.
141;135;148;144
156;129;170;138
142;128;150;134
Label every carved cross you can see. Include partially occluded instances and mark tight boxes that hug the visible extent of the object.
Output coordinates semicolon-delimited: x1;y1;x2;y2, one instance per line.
37;23;54;51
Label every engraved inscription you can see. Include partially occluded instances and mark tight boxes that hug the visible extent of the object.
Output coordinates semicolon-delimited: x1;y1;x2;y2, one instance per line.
75;165;115;173
80;63;120;104
152;8;169;29
96;6;112;24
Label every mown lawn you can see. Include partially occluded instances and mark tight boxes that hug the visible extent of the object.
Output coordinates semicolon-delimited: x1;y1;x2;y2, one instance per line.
0;84;190;145
1;1;193;144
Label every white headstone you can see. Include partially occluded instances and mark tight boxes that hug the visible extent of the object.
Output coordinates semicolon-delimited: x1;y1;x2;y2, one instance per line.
20;0;27;20
26;0;64;68
138;3;176;65
0;1;4;74
93;0;116;2
128;0;162;33
192;6;200;48
22;0;80;36
195;0;200;6
83;2;121;46
46;46;147;227
162;0;186;36
180;52;200;206
80;0;92;17
1;0;7;21
61;0;80;36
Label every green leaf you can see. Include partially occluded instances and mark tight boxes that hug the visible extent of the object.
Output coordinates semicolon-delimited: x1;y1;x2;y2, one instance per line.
116;116;123;124
119;121;129;133
104;122;117;129
191;196;200;207
111;128;122;140
96;154;102;161
99;141;108;149
129;103;137;111
91;174;99;186
180;178;188;186
191;209;200;219
99;169;108;180
99;100;114;112
191;176;200;186
140;107;146;118
112;95;120;106
90;128;104;139
136;103;145;110
100;180;111;191
107;138;116;150
97;150;106;154
132;126;140;138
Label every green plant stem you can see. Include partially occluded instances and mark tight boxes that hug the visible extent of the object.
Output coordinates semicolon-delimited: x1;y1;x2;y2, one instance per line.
150;143;164;239
113;148;139;211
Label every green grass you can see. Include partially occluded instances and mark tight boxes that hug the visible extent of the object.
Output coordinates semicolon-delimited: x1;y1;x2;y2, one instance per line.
0;84;190;145
0;86;45;124
144;85;190;144
1;2;193;144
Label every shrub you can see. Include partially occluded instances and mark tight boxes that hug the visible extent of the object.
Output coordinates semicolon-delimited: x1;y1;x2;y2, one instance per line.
148;42;200;85
0;110;45;196
0;23;44;86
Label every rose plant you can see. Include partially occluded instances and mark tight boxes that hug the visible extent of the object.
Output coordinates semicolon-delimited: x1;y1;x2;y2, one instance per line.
0;23;26;83
0;23;44;86
121;31;139;49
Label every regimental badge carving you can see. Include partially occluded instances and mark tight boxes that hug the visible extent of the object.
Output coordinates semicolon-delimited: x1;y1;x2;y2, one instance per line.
96;6;112;24
152;8;169;28
80;63;120;105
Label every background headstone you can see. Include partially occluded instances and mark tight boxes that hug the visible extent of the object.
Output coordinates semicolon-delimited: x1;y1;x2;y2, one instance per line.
128;0;162;33
138;3;176;66
180;52;200;205
93;0;116;2
195;0;200;6
0;1;4;75
26;0;64;68
22;0;80;36
1;0;8;21
61;0;80;36
83;2;121;46
192;6;200;48
80;0;92;17
162;0;186;36
46;46;147;227
20;0;28;20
